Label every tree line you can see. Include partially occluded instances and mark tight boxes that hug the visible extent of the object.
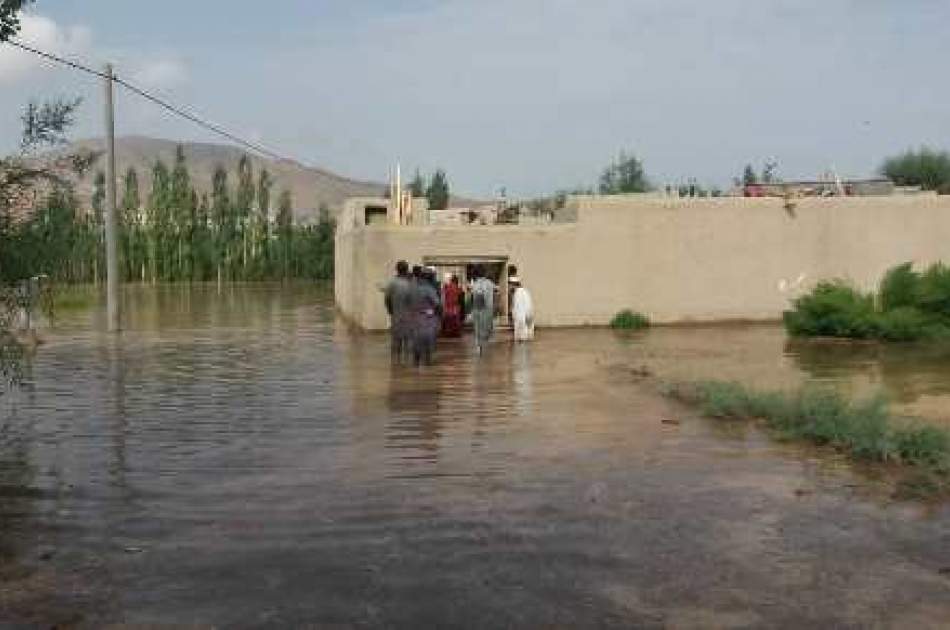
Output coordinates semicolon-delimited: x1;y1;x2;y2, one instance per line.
3;146;334;286
881;148;950;193
2;0;334;288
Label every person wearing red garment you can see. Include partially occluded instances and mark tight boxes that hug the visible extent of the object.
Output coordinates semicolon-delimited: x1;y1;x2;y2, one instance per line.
441;274;464;338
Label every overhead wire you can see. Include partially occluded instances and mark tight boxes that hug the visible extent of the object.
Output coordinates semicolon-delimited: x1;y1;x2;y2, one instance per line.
4;39;110;79
4;38;291;162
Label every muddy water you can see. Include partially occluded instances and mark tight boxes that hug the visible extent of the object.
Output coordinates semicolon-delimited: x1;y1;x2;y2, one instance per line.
619;324;950;427
1;285;949;627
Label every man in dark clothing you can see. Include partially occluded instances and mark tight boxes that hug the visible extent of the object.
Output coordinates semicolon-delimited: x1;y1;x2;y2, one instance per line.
410;266;443;366
384;260;413;364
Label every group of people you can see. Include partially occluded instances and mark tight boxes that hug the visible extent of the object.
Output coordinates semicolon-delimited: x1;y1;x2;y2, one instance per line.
384;260;534;366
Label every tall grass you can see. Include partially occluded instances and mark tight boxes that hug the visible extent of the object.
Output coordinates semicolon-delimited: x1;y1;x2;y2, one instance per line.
666;381;950;481
784;262;950;341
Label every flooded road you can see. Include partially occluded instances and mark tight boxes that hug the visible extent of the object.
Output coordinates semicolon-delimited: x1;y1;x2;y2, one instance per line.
2;285;949;627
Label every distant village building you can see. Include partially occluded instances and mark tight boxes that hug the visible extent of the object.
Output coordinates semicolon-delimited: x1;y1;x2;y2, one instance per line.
744;178;895;198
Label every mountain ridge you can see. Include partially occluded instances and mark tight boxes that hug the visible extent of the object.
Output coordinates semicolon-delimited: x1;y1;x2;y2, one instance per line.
60;136;387;222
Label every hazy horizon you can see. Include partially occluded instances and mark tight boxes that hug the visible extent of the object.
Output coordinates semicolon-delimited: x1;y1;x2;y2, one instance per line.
2;0;948;197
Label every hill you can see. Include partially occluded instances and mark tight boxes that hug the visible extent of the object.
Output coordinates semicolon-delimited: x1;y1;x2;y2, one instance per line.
64;136;388;223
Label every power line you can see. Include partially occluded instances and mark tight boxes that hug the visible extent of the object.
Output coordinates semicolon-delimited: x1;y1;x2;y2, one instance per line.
5;39;109;79
4;38;291;162
111;77;286;161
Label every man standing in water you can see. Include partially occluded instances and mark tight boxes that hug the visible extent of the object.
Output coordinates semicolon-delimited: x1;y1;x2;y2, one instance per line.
510;277;535;341
410;266;443;366
470;264;495;355
384;260;413;364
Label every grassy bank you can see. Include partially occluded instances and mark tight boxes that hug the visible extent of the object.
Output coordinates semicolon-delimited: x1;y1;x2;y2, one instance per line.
663;380;950;498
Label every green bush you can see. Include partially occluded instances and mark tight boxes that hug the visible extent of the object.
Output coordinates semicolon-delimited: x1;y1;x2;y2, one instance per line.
784;281;877;338
873;307;932;342
879;262;920;311
610;309;650;330
785;262;950;342
917;263;950;319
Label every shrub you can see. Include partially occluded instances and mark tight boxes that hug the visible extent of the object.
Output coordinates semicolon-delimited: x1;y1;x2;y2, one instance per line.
872;307;932;342
783;281;876;338
610;309;650;330
916;263;950;319
785;263;950;342
879;262;920;312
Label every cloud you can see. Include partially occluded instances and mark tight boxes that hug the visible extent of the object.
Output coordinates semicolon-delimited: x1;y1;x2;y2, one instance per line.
0;12;187;90
285;0;950;193
127;57;188;89
0;13;92;83
3;1;949;194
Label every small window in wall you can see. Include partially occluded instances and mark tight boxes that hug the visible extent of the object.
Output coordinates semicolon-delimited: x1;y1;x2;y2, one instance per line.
364;205;388;226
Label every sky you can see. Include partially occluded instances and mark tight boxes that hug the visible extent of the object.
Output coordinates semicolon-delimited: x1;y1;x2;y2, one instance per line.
1;0;948;197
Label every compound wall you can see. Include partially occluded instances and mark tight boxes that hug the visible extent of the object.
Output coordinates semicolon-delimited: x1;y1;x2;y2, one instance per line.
335;194;950;330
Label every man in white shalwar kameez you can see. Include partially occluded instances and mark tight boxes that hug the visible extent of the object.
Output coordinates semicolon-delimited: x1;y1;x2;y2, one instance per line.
510;278;534;342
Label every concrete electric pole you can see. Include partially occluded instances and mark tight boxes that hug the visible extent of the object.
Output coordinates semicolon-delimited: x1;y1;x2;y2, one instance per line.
103;63;120;332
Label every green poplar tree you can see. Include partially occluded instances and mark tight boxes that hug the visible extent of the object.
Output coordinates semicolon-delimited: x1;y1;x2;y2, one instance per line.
235;155;255;278
211;165;231;282
409;169;425;198
426;169;450;210
256;168;272;276
147;160;171;281
90;171;106;281
170;146;194;280
276;189;293;280
120;167;141;280
194;192;212;280
91;171;105;224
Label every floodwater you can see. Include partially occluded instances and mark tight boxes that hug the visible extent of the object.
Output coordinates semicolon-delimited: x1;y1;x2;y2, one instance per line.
622;324;950;428
1;284;949;627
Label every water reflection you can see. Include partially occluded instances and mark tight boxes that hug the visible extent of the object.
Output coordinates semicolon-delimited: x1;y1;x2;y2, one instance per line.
788;338;950;405
387;369;447;463
344;336;528;477
610;324;950;425
105;335;129;492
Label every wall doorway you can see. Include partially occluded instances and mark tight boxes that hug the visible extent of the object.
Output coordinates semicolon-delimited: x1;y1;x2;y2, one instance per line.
423;256;511;322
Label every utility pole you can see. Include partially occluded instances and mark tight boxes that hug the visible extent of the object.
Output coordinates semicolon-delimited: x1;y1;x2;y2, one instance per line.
103;63;120;332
